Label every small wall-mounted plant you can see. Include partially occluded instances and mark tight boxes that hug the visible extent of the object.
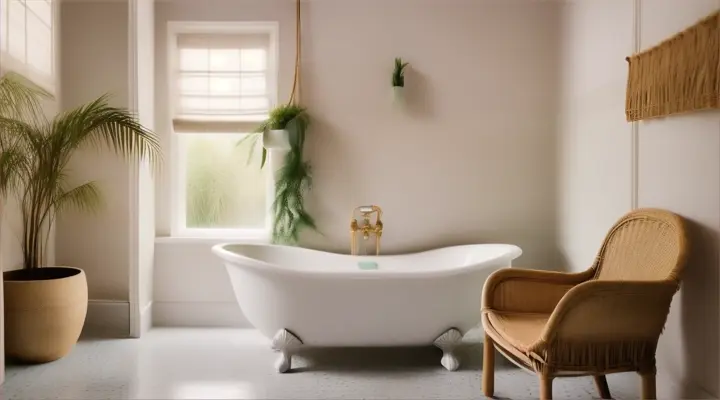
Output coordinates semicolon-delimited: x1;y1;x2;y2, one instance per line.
392;58;409;88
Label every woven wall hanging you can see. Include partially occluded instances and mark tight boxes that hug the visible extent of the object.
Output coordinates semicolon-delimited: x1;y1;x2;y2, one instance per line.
625;10;720;122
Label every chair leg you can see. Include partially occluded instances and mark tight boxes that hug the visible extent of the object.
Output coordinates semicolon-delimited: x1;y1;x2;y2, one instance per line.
539;373;554;400
640;372;656;400
483;333;495;397
594;375;612;399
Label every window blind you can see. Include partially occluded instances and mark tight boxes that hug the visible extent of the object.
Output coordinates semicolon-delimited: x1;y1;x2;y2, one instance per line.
172;32;273;133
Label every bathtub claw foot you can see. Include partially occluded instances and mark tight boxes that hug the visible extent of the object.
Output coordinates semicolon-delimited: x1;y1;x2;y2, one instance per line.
275;353;292;373
272;329;303;373
434;328;463;371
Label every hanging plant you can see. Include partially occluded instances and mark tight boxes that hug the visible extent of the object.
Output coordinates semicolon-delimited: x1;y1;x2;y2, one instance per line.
244;104;315;244
239;0;316;245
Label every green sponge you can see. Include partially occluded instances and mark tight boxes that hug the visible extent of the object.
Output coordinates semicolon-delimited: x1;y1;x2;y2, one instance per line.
357;261;379;270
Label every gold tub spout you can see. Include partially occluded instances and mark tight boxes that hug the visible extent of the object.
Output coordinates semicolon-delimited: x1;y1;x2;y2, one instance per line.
350;205;383;255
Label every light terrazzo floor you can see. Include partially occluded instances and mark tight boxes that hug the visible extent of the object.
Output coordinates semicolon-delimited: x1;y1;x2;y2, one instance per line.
1;328;713;400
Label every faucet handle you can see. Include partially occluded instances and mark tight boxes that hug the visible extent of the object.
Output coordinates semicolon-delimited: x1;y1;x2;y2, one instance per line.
350;218;358;231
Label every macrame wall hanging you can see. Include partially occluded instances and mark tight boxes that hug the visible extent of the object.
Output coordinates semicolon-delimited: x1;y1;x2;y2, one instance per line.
625;10;720;122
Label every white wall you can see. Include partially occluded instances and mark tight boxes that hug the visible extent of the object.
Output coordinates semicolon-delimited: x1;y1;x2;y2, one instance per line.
557;0;634;270
153;240;251;326
152;0;562;324
57;1;131;307
558;0;720;396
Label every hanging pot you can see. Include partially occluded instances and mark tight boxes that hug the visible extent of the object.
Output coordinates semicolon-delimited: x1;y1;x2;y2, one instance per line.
263;129;292;150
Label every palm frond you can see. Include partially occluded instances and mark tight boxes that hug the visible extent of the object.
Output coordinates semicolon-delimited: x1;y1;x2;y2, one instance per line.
0;88;162;269
0;72;51;122
51;94;162;168
0;147;27;196
53;181;102;214
0;115;44;152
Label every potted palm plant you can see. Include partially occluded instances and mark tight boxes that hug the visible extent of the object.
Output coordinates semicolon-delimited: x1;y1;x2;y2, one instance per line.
0;72;160;363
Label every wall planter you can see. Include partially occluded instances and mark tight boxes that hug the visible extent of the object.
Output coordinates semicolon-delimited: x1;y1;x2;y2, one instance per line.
391;57;409;107
392;86;405;105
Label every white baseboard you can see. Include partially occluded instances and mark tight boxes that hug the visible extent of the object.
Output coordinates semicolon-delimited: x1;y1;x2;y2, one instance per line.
152;301;249;328
83;300;130;337
140;301;153;335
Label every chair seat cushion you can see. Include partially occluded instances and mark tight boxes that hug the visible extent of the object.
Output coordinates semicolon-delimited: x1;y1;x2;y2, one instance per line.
486;311;550;352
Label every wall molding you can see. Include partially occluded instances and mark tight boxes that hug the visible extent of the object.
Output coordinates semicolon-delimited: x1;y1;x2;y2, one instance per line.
83;300;130;337
152;301;250;328
140;301;153;335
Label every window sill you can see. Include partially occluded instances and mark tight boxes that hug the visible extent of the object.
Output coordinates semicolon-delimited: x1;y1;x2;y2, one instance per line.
155;235;270;245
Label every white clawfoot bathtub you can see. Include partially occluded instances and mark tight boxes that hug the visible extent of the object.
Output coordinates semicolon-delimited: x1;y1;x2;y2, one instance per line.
212;243;522;372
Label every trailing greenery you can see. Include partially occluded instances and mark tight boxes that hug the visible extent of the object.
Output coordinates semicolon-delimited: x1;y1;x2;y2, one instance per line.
0;72;161;269
240;104;316;244
392;57;409;87
268;110;316;244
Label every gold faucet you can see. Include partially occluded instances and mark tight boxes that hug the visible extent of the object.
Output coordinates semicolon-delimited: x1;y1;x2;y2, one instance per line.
350;205;383;255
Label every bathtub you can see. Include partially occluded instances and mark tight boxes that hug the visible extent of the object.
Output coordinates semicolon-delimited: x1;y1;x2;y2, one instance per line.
212;243;522;372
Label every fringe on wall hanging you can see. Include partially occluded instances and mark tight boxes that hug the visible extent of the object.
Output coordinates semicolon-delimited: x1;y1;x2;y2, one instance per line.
625;10;720;122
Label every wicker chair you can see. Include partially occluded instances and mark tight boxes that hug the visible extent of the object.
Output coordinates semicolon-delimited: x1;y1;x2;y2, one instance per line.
481;208;688;400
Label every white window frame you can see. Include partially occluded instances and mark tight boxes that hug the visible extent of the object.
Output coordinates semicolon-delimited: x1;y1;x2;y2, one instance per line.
0;0;57;94
167;21;279;239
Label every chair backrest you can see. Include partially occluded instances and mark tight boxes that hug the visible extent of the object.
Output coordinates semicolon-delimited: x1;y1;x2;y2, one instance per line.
593;208;688;283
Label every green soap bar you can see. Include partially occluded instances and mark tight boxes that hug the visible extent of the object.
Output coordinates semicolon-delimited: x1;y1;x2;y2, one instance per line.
358;261;379;270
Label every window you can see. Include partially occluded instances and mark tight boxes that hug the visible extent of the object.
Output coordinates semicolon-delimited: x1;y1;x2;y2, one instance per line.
0;0;55;90
168;22;278;238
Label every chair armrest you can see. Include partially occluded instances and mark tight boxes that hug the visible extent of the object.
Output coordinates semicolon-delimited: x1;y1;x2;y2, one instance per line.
482;268;594;314
539;280;679;343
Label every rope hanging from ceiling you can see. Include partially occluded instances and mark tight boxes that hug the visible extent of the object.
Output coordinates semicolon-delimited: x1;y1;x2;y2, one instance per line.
287;0;302;106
